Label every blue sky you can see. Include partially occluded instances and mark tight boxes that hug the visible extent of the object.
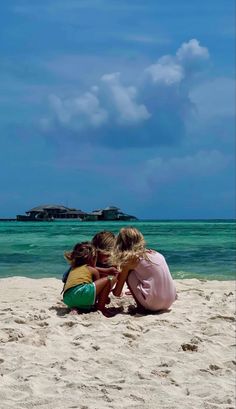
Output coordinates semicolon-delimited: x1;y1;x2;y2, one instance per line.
0;0;235;219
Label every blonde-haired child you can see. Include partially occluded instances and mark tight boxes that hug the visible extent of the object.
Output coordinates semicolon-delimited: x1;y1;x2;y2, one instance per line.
112;227;176;312
62;242;118;316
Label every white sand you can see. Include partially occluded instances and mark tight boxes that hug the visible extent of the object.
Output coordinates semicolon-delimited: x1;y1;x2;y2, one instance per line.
0;277;235;409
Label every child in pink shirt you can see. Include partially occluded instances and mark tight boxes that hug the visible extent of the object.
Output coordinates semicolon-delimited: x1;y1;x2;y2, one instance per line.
112;227;176;312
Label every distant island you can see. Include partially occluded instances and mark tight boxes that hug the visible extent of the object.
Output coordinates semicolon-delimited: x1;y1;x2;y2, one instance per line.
16;204;138;222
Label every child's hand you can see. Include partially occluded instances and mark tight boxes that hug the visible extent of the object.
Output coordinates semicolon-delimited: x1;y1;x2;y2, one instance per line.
107;267;119;276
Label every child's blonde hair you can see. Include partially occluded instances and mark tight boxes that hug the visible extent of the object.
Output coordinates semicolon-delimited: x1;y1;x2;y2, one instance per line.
111;227;146;268
64;242;97;268
91;231;115;255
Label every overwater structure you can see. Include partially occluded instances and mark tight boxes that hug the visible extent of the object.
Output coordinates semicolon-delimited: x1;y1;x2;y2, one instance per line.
16;204;137;221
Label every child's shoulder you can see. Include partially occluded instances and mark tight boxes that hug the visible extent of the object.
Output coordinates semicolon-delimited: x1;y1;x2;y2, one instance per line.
62;264;90;283
124;256;139;270
146;249;156;254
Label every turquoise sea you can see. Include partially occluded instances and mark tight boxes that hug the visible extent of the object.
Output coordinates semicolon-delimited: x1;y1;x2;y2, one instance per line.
0;220;235;280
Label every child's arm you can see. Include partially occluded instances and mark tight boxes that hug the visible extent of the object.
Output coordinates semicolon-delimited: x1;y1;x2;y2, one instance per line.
112;258;138;297
96;266;119;277
88;266;119;282
87;266;100;281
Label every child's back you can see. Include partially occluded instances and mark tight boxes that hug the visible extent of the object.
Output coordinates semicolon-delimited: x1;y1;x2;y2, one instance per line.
62;241;118;315
63;264;93;294
128;250;176;311
112;227;176;312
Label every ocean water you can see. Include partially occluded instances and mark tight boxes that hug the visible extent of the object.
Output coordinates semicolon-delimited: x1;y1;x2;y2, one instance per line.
0;220;235;281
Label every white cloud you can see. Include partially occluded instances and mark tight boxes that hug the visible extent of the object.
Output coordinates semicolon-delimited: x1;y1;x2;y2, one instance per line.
145;56;184;85
45;72;150;130
176;39;209;62
145;39;209;86
48;91;108;129
43;39;211;136
101;72;150;123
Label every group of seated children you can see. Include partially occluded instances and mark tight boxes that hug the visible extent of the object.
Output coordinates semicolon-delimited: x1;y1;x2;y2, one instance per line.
62;227;177;316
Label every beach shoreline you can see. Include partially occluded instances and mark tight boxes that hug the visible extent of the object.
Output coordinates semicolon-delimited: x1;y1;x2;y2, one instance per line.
0;277;235;408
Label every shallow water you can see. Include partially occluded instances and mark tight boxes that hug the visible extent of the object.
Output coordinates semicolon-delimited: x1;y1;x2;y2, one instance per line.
0;220;235;280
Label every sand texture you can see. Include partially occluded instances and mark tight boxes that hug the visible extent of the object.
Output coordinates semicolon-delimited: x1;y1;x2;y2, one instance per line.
0;277;235;409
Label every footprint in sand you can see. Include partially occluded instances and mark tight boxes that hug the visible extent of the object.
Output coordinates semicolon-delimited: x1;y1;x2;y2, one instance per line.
60;321;77;328
224;360;236;369
28;313;50;321
126;324;143;332
1;328;25;343
209;315;235;322
129;394;145;403
14;318;27;324
100;389;113;403
122;332;138;340
170;378;179;386
209;364;221;371
151;369;171;378
91;344;100;351
181;343;198;352
224;292;234;297
80;322;92;327
37;321;49;327
158;359;175;368
190;335;203;344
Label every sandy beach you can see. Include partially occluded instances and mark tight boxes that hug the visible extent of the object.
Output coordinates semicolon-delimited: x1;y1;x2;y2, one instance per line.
0;277;235;409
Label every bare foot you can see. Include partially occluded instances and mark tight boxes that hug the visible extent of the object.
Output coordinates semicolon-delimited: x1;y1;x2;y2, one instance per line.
128;304;148;315
100;306;124;318
69;306;97;315
69;308;79;315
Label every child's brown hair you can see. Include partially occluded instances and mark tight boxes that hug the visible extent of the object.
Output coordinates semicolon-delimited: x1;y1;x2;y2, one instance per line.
91;231;115;255
64;242;97;268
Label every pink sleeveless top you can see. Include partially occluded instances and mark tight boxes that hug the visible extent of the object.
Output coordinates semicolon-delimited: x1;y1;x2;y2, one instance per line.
128;250;176;311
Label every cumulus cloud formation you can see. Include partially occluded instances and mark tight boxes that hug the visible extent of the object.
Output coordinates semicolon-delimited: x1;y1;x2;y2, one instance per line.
145;39;209;85
43;39;210;147
101;72;150;123
48;92;108;129
146;56;184;85
176;39;209;62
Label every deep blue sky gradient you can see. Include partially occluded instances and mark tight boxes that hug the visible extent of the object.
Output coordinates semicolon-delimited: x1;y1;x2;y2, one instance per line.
0;0;235;218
